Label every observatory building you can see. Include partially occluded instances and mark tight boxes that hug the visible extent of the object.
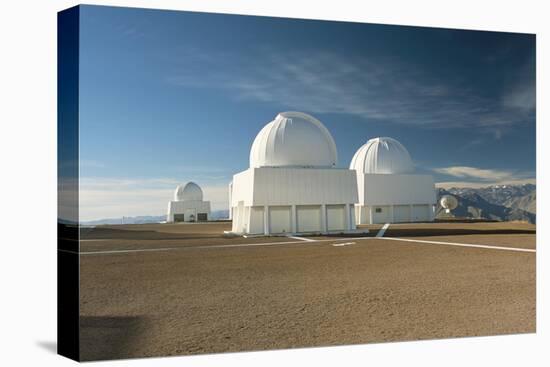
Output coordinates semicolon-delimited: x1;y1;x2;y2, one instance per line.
350;137;436;224
167;182;211;222
230;111;358;235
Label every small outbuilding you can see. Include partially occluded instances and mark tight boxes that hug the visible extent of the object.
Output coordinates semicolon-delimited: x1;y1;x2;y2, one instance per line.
350;137;436;224
230;112;358;235
167;182;211;222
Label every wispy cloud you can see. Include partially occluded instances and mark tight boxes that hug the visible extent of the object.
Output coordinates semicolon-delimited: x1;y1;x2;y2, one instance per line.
435;178;536;189
167;49;535;135
433;165;535;188
433;166;513;181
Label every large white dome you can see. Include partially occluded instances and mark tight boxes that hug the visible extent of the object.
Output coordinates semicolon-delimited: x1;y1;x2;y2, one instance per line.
175;182;203;201
249;112;338;168
350;137;414;174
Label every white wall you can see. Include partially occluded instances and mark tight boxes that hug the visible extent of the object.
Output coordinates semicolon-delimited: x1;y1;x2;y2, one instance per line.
249;206;265;234
230;167;358;234
360;173;436;206
393;205;411;222
231;169;255;206
167;200;211;222
296;205;322;232
232;167;358;207
412;204;430;221
327;205;345;231
269;206;292;233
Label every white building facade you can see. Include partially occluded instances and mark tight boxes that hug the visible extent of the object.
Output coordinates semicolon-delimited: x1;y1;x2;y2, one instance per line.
167;182;211;222
230;112;358;235
350;137;436;224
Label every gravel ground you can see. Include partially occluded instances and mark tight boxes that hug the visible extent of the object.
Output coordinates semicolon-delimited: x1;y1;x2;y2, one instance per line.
78;221;536;361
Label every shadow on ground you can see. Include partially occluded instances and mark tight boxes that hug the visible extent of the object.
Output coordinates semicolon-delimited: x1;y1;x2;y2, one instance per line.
36;340;57;354
80;315;150;361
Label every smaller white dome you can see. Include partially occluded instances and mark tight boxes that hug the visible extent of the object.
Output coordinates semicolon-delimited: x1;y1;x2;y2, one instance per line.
350;137;414;174
175;182;203;201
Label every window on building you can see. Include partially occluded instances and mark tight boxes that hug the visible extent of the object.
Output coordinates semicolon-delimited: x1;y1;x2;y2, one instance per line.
375;208;382;213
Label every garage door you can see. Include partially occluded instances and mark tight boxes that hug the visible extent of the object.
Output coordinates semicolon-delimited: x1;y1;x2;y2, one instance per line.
327;205;345;231
197;213;208;221
185;209;196;222
297;205;322;233
269;206;291;234
248;206;265;234
393;205;410;223
372;206;391;224
411;204;429;221
173;213;185;222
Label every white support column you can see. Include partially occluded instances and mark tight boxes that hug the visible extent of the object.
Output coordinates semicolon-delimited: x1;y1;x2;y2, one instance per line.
390;205;394;223
228;183;233;220
345;203;351;230
245;206;251;234
291;205;297;234
263;205;269;235
321;204;327;233
350;204;356;229
369;206;373;225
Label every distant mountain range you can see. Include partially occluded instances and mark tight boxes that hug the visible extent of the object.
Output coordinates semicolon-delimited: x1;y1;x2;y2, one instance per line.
81;210;230;225
81;184;536;225
437;183;536;224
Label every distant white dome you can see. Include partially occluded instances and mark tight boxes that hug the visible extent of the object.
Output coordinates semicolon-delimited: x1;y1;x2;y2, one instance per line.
175;182;203;201
350;137;414;174
249;112;338;168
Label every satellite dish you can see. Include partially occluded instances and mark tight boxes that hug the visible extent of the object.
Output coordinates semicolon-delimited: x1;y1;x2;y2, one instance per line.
440;195;458;213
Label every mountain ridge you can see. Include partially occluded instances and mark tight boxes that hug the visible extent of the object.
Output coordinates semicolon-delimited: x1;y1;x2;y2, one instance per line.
437;183;536;223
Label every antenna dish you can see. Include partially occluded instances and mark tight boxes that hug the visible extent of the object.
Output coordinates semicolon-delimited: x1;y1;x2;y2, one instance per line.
440;195;458;213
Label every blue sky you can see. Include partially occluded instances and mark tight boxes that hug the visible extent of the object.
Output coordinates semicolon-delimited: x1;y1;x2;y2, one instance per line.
77;5;536;220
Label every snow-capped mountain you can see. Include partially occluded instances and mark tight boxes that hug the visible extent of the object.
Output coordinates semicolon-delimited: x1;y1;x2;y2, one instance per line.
437;184;536;223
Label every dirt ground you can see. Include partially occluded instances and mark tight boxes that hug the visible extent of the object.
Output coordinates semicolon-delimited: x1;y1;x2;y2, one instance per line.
78;221;536;361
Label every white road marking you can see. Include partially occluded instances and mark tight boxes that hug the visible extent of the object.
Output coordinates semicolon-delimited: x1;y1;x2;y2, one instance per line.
332;242;356;247
287;235;315;242
74;235;535;255
77;236;371;255
378;237;536;253
77;247;178;255
376;223;390;237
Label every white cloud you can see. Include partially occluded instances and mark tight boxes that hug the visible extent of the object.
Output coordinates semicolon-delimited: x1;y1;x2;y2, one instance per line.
433;166;513;181
433;165;535;188
435;178;536;189
502;80;536;112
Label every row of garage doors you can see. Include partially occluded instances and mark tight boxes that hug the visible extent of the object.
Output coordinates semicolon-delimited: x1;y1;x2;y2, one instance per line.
370;204;431;224
248;205;348;234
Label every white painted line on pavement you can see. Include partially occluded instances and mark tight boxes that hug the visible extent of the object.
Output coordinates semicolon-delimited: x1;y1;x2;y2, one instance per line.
376;223;390;237
78;236;372;255
75;235;535;255
78;247;179;255
378;237;535;253
287;235;316;242
332;242;356;247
